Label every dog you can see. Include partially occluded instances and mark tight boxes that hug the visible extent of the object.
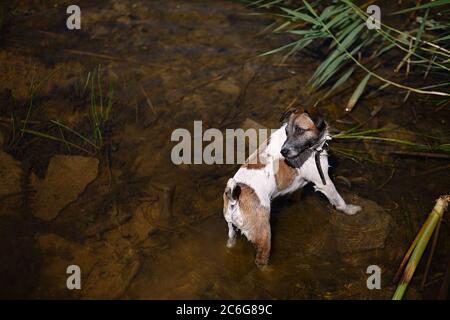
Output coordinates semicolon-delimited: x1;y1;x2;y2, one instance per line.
223;107;362;267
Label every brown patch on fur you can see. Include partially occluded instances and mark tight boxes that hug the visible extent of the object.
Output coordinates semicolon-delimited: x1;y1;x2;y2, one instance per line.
293;113;320;134
275;159;297;191
237;183;271;266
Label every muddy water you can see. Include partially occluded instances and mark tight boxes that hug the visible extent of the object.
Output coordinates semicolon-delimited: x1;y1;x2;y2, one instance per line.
0;0;448;299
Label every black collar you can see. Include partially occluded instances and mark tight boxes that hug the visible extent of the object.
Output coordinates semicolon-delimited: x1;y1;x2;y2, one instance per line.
312;128;331;185
315;151;327;185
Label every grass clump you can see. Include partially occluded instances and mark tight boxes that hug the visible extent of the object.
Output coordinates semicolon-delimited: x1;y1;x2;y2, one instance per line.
245;0;450;110
89;65;114;149
21;65;114;155
329;124;450;163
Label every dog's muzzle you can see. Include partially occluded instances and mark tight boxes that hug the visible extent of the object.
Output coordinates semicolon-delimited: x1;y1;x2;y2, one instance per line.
280;147;297;159
281;143;311;159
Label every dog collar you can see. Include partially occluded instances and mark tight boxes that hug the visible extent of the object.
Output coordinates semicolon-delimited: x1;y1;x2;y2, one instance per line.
312;132;332;186
284;128;331;184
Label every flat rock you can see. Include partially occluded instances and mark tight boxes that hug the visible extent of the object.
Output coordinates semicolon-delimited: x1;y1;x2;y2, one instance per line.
36;233;140;299
32;155;99;221
82;203;132;238
35;233;97;298
81;253;141;299
329;196;392;253
214;78;241;96
104;201;158;250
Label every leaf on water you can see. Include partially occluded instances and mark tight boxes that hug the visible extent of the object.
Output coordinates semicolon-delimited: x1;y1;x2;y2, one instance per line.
346;74;370;112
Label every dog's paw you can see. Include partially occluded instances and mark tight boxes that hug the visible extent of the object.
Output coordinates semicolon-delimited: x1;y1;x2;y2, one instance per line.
226;238;236;248
255;257;269;269
256;263;272;272
343;204;362;215
255;260;269;270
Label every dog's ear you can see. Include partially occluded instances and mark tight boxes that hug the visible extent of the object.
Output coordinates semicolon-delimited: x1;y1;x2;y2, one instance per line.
312;114;325;131
225;182;241;204
231;185;241;200
280;106;303;124
306;108;326;132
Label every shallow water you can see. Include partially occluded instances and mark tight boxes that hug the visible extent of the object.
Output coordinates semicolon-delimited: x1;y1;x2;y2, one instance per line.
0;0;448;299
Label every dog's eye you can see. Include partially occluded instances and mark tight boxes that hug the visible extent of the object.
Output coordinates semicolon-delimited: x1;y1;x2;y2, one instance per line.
295;126;306;134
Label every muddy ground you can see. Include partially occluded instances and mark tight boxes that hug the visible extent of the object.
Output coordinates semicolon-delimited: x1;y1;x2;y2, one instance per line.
0;0;448;299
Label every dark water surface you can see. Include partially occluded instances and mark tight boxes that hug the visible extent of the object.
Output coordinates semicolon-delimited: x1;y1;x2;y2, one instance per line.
0;0;448;299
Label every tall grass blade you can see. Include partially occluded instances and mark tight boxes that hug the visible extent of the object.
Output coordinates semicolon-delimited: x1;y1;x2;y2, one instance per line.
345;73;370;112
21;129;95;155
50;120;99;150
393;0;450;14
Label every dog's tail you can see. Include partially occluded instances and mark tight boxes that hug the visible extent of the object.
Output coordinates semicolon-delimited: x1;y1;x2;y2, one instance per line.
225;178;241;205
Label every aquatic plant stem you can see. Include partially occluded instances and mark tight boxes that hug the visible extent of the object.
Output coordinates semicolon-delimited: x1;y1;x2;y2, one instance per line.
392;218;427;283
420;217;442;290
392;195;449;300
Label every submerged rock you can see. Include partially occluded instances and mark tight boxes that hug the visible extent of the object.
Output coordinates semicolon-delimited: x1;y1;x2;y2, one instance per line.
82;203;133;238
81;252;140;299
36;233;97;298
103;201;158;250
31;155;99;221
36;233;141;299
330;196;392;253
214;78;241;96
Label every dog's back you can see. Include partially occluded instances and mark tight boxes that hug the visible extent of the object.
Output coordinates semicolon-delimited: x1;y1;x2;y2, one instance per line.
227;125;305;208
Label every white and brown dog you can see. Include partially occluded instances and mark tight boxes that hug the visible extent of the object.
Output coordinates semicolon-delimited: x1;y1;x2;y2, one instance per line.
223;108;361;267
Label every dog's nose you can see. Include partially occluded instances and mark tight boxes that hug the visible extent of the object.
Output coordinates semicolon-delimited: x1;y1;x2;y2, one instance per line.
281;147;299;158
281;148;290;158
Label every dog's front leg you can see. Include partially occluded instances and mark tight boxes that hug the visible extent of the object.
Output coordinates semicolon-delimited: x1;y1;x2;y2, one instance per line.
314;180;361;215
310;156;361;215
226;222;237;248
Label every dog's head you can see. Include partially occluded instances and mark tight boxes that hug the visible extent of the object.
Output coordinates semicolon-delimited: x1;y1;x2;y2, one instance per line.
280;107;327;163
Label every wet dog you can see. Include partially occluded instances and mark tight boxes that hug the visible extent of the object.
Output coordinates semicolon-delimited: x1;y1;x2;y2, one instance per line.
223;108;361;267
